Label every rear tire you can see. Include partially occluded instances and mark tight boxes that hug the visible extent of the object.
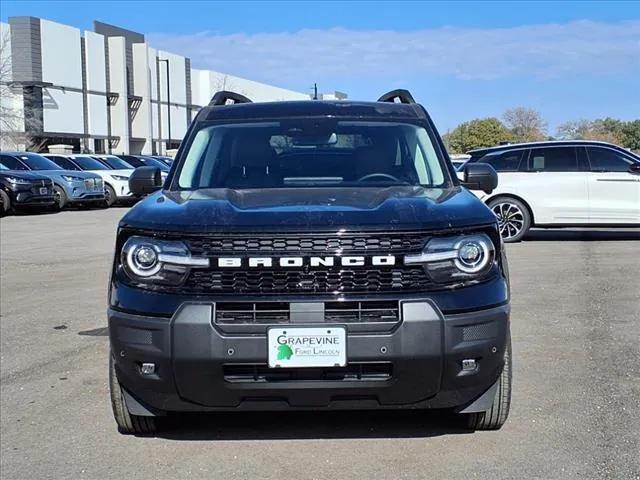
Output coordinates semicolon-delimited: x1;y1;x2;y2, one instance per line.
0;190;10;216
109;356;158;435
488;197;531;243
464;340;512;430
53;185;67;210
103;184;116;207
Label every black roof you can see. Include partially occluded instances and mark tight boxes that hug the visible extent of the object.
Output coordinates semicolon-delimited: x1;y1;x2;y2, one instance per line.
197;100;428;123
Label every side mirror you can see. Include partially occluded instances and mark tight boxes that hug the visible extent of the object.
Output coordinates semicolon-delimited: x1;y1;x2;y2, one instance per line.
629;163;640;175
129;166;163;196
462;163;498;194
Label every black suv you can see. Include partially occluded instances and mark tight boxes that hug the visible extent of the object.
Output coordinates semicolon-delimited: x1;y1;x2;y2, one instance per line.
109;90;511;434
0;164;55;215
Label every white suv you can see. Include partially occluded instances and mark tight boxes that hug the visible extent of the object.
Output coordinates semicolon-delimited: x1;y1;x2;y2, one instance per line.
463;141;640;241
45;154;134;206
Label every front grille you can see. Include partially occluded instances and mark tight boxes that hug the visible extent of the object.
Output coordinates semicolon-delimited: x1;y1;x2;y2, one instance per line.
186;232;428;255
215;300;400;324
223;363;392;383
167;231;436;295
185;266;433;294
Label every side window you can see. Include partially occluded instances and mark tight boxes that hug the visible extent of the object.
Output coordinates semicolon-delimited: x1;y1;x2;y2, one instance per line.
529;147;578;172
0;155;28;170
480;151;523;172
586;147;633;172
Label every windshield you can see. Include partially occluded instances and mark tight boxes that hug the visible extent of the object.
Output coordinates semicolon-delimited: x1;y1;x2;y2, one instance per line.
19;154;63;171
177;121;447;190
47;156;80;171
138;156;170;171
99;156;133;169
72;156;110;170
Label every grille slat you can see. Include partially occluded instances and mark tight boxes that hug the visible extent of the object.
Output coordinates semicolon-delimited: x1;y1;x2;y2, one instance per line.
215;300;400;324
187;267;432;294
187;232;428;255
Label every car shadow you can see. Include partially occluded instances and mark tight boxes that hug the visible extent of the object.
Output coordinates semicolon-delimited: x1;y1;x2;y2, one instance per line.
524;228;640;242
154;410;472;441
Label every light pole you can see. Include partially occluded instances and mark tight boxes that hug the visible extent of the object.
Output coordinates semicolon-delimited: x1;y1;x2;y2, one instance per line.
158;58;171;154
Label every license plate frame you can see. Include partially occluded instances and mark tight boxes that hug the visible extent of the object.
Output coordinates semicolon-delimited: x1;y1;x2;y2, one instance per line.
267;326;347;368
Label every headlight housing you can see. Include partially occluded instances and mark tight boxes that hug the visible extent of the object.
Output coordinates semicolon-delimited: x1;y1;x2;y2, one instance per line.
61;175;83;182
121;236;209;286
404;233;496;284
110;175;129;181
5;176;32;185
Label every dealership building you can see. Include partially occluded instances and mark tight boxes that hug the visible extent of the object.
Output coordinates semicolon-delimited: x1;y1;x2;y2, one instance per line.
0;17;333;154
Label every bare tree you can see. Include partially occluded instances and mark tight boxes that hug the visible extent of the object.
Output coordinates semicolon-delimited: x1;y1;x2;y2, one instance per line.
0;29;24;150
503;107;547;143
0;29;46;151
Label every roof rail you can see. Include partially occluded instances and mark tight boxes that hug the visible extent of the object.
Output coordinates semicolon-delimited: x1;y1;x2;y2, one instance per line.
209;91;253;106
377;89;416;104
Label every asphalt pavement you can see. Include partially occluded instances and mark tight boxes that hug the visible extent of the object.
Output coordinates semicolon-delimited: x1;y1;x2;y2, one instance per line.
1;208;638;480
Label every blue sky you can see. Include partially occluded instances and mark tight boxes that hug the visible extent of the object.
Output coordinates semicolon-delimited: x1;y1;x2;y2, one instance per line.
2;1;639;133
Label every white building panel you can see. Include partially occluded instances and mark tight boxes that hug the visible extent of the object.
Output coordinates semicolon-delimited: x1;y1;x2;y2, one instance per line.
84;31;107;93
160;104;189;141
40;19;82;90
132;43;153;153
42;88;84;134
86;93;108;136
148;47;158;101
108;37;129;153
158;51;187;105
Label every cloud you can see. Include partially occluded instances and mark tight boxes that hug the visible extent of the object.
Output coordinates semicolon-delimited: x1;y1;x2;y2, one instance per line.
147;20;640;86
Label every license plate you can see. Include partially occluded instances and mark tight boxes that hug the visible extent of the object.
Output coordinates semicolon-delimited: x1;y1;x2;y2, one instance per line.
39;187;48;195
267;326;346;368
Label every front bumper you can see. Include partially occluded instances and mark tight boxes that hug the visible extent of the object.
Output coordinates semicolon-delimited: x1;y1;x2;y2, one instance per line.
109;299;510;413
66;180;105;203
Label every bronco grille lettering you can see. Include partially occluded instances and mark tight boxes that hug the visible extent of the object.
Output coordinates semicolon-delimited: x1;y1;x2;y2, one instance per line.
216;256;396;268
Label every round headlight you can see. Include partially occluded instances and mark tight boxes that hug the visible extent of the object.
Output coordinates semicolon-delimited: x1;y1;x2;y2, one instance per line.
126;243;161;277
454;238;490;273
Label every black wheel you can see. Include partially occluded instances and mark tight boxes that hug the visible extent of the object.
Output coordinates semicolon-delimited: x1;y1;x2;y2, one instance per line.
53;185;67;210
488;197;530;242
103;184;116;207
109;356;158;435
464;340;512;430
0;190;10;216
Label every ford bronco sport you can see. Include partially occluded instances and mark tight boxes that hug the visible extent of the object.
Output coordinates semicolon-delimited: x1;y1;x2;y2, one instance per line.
109;90;511;434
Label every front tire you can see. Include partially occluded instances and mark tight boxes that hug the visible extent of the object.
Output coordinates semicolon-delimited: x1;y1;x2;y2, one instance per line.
0;190;10;216
103;184;116;207
53;185;67;210
464;340;512;430
109;356;158;435
488;197;531;242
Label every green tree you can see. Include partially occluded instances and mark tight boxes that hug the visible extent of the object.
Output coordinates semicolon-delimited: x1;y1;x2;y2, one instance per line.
446;118;512;154
621;120;640;151
503;107;547;142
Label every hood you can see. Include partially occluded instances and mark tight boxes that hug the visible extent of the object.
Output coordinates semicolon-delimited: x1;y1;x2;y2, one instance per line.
34;169;101;180
120;186;497;233
87;169;132;178
0;170;52;181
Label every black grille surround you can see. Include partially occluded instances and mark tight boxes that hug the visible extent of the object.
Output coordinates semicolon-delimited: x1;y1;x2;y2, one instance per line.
179;231;435;295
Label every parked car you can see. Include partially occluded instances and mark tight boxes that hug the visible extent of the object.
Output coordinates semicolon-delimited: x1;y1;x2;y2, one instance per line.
108;89;510;434
149;155;174;167
449;154;471;171
0;152;105;209
44;154;134;207
0;163;56;215
463;141;640;241
115;154;170;172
